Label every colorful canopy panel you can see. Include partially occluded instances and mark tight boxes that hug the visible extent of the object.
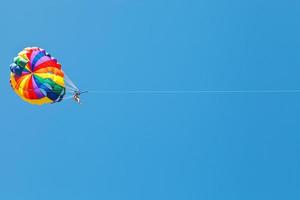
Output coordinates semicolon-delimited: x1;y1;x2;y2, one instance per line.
10;47;66;105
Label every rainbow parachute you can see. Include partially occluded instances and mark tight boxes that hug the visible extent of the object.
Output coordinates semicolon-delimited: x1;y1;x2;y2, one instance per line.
9;47;78;105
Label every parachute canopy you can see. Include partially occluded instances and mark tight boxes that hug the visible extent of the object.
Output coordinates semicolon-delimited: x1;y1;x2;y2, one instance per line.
10;47;68;105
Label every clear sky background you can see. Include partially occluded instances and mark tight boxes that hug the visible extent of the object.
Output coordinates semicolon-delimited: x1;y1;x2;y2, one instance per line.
0;0;300;199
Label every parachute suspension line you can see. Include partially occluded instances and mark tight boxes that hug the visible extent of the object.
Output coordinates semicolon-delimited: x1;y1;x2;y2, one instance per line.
85;89;300;94
61;95;75;101
65;85;76;92
64;73;79;92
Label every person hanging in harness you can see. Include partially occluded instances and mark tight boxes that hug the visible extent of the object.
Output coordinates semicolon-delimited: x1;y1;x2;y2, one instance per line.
73;91;81;104
73;90;88;104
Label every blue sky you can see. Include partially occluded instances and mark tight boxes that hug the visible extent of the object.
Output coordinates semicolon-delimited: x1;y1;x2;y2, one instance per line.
0;0;300;199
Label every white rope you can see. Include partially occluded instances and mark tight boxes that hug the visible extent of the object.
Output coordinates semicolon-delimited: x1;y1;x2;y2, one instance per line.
85;89;300;94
